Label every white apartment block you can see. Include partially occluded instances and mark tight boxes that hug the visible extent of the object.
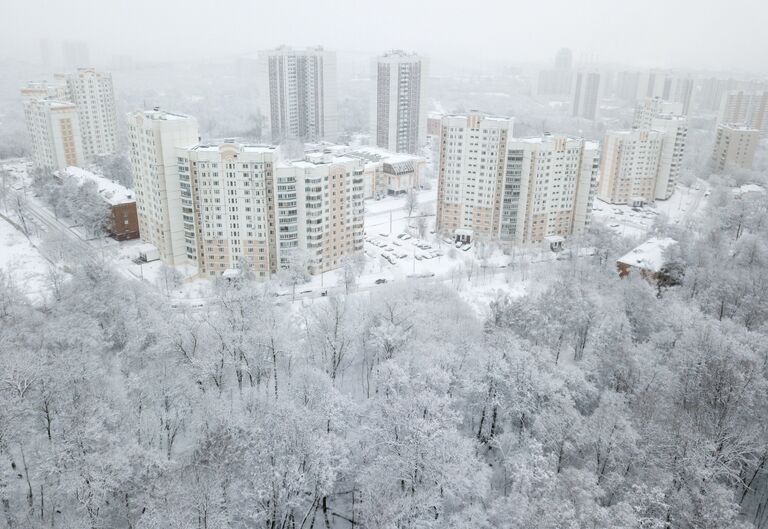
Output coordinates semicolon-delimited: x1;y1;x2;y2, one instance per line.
718;91;768;134
22;68;118;169
23;99;85;171
621;98;689;202
436;113;513;240
711;124;760;173
633;97;683;128
259;46;338;143
503;135;599;244
64;68;118;159
174;142;365;278
274;153;364;274
652;114;687;200
178;142;278;277
572;71;601;121
127;109;200;266
598;129;664;205
373;50;427;155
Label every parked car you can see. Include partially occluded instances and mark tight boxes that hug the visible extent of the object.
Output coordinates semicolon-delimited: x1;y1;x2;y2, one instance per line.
375;278;387;284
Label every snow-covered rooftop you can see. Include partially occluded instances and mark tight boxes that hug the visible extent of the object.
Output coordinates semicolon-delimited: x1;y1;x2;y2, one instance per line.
60;166;135;206
617;237;677;273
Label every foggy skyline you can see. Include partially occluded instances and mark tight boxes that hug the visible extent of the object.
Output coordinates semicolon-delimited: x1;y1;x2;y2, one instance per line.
2;0;766;74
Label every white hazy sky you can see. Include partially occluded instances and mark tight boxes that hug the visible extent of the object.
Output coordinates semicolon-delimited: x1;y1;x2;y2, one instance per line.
1;0;765;72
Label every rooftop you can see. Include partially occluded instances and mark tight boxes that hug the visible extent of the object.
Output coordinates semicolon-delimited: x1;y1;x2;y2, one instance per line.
617;237;677;273
59;166;135;206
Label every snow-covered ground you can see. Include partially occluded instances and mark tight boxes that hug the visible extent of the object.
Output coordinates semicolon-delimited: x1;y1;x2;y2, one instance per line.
592;180;710;239
0;215;52;303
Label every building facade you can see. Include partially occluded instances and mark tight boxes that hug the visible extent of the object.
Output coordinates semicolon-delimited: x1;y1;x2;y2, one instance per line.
345;146;425;198
259;46;338;143
127;109;201;266
572;71;601;120
711;124;760;173
373;50;427;154
503;135;599;244
598;129;664;205
64;68;118;159
176;143;364;277
717;90;768;134
436;113;513;240
23;99;85;171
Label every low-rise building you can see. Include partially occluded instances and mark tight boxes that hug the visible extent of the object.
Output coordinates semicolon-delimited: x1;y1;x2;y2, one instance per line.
617;237;677;281
56;166;139;240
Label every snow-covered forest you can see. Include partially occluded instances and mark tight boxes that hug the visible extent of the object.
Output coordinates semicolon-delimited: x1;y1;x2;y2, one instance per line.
1;184;767;529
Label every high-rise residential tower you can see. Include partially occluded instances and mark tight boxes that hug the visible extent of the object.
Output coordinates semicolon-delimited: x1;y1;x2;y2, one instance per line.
572;71;601;120
598;129;664;205
64;68;118;159
717;90;768;133
711;124;760;173
259;46;338;143
373;50;427;155
127;109;201;266
23;98;85;171
503;135;599;244
436;113;513;240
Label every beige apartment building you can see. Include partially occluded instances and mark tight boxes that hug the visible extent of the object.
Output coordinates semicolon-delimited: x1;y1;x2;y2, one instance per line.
711;124;760;173
22;68;118;170
172;141;365;278
436;113;513;240
598;129;664;205
127;109;201;266
436;113;597;245
718;90;768;133
504;135;599;244
345;146;425;198
23;98;84;171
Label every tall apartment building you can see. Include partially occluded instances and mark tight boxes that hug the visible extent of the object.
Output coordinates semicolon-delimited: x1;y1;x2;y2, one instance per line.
617;98;688;202
598;129;664;205
178;143;278;277
436;113;513;240
711;124;760;173
64;68;118;159
176;143;364;277
127;109;201;266
274;153;364;274
718;91;768;133
23;99;85;171
503;135;599;244
22;68;118;169
633;97;683;128
373;50;427;155
259;46;338;143
572;71;601;120
537;48;574;97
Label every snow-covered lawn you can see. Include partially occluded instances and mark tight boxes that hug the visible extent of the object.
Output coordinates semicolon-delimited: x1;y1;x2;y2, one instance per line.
0;215;51;303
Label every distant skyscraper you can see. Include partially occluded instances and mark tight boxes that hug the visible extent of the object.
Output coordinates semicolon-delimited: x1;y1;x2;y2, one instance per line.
23;99;85;171
572;71;601;120
633;97;683;129
259;46;338;143
711;124;760;173
537;48;573;97
64;68;118;159
554;48;573;70
127;109;201;266
717;90;768;133
651;114;687;200
40;39;52;67
373;50;427;154
62;40;90;68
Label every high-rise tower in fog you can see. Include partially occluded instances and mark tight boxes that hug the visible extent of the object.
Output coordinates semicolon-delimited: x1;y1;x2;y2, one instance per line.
373;50;427;155
259;46;338;143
